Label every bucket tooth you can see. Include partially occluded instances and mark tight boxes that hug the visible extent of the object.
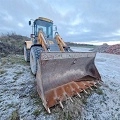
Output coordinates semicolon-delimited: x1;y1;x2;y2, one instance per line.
89;86;93;90
94;84;98;88
47;108;51;113
83;89;88;94
77;92;81;98
59;101;64;109
69;97;73;102
97;81;102;85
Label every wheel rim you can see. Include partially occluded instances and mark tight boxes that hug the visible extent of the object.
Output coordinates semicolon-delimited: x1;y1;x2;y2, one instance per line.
30;51;36;75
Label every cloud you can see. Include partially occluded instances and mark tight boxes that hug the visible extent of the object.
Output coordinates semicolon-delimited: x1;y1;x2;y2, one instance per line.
70;14;83;26
18;23;24;28
0;0;120;44
82;28;90;33
67;31;80;35
2;12;13;21
112;29;120;36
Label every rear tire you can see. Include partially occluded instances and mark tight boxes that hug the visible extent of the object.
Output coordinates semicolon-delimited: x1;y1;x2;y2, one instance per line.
24;45;30;62
30;46;43;75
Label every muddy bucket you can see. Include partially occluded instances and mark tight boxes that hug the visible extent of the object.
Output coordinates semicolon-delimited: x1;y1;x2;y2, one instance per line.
36;52;101;113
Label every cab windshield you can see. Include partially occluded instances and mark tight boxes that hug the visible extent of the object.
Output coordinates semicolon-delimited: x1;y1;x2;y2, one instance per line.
34;19;53;38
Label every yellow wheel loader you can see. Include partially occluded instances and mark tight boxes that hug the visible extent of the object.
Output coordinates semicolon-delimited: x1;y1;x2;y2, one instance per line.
24;17;102;113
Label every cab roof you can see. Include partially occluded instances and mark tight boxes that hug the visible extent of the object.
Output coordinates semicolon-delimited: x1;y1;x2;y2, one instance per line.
35;17;53;23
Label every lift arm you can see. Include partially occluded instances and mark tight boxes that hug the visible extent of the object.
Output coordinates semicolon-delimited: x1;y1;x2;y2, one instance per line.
38;31;48;51
55;34;68;52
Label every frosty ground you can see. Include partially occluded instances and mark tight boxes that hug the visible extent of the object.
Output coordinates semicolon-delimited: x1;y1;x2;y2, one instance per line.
0;50;120;119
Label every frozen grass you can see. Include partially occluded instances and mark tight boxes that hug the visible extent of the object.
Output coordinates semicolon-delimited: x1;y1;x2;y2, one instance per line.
82;53;120;120
0;53;120;119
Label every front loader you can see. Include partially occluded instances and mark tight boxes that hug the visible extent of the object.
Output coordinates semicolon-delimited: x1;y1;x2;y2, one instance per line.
24;17;102;113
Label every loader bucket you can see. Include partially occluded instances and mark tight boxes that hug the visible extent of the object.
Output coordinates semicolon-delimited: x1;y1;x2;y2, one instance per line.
36;52;101;113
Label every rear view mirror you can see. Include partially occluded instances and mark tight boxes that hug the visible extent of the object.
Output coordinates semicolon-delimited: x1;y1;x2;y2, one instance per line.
53;25;57;31
55;26;57;31
30;34;35;38
29;21;31;25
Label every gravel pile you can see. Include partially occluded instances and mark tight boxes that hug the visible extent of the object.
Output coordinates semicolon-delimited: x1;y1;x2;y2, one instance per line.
92;43;120;55
105;44;120;55
92;43;109;53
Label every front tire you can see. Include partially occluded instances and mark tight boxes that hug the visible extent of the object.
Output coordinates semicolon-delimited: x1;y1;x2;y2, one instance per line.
30;46;42;75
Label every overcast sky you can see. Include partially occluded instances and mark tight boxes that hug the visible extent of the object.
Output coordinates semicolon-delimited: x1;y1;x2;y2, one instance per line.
0;0;120;44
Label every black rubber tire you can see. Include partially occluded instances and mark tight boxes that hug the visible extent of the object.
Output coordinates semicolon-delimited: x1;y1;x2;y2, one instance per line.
24;45;30;62
30;46;43;75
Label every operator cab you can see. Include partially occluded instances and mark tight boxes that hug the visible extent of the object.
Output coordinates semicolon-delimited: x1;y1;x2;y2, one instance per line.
33;17;53;38
29;17;60;51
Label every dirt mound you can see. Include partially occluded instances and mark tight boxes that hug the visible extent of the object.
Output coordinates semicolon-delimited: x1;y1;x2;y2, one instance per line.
92;43;120;55
105;44;120;55
0;33;30;57
92;43;109;53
